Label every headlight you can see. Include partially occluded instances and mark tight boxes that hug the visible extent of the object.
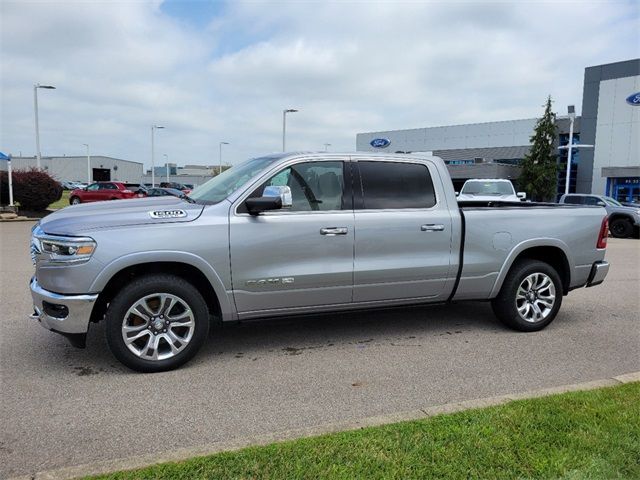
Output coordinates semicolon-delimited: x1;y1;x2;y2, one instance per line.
32;228;97;264
40;239;96;260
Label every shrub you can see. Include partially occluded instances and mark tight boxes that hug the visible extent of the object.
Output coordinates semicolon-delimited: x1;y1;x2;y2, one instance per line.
10;168;63;211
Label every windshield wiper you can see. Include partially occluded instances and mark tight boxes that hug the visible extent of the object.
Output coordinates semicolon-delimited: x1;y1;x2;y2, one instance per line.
180;193;196;204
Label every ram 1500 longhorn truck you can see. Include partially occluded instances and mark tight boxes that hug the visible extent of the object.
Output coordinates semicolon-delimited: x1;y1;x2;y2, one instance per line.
29;153;610;372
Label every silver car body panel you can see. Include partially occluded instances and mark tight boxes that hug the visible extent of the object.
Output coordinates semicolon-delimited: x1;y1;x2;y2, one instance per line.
30;152;609;334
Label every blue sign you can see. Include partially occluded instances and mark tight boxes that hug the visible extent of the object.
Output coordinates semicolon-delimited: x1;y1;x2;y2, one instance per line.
626;92;640;106
370;138;390;148
0;152;9;160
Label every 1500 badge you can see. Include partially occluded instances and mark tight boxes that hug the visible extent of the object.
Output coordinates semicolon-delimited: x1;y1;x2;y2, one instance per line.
149;209;187;219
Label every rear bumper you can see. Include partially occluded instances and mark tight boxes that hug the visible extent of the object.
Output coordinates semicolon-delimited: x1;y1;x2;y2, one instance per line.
29;277;97;334
586;261;609;288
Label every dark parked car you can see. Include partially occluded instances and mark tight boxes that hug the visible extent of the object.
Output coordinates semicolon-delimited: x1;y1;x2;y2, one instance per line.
559;193;640;238
142;187;185;198
69;182;138;205
159;182;191;194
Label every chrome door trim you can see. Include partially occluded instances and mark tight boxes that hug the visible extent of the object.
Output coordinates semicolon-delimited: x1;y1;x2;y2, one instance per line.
421;224;445;231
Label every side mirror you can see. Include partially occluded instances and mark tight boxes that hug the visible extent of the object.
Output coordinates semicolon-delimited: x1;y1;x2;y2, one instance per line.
596;201;606;207
455;191;459;197
245;196;282;215
83;187;88;191
263;185;292;208
517;192;526;200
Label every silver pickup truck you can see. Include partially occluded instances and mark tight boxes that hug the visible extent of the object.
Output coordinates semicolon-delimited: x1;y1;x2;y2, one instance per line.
29;153;610;372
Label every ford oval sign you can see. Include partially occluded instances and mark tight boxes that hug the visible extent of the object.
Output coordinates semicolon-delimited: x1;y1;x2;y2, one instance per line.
626;92;640;106
370;138;391;148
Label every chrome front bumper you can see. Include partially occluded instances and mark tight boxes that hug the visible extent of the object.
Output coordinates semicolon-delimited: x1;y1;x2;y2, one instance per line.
29;277;98;334
586;261;609;288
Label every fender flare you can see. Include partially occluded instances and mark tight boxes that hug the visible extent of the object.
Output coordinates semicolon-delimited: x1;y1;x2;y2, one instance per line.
89;250;236;320
488;238;574;298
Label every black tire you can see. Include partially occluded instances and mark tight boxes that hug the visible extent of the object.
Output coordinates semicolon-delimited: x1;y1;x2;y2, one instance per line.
491;259;563;332
70;196;81;205
609;218;633;238
105;274;209;372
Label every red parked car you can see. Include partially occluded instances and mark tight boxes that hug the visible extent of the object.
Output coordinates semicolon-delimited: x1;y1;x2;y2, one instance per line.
69;182;137;205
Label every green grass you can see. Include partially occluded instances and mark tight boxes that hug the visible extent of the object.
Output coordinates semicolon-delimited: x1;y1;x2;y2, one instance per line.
48;190;70;210
90;382;639;480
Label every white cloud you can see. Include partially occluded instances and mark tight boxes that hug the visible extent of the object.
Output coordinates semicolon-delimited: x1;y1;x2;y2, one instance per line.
0;0;638;169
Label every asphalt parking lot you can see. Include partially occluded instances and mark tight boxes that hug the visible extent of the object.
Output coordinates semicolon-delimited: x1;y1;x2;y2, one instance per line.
1;220;638;479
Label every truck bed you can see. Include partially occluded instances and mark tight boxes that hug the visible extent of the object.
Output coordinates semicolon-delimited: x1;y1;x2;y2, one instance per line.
452;202;607;301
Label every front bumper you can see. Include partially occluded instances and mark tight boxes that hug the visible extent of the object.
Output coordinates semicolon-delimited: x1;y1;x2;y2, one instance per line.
586;261;609;288
29;277;98;335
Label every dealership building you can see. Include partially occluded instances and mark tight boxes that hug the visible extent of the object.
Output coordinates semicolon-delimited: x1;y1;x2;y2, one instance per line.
0;155;143;184
356;58;639;202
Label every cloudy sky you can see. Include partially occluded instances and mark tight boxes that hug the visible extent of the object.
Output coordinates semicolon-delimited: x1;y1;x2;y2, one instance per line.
1;0;638;169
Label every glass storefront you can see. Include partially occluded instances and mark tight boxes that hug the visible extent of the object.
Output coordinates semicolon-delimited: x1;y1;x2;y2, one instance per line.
607;177;640;204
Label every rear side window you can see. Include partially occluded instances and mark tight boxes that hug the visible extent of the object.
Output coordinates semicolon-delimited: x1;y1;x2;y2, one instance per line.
358;161;436;209
563;195;583;204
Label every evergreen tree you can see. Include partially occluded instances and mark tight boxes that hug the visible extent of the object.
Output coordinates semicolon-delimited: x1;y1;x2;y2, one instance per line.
519;96;558;202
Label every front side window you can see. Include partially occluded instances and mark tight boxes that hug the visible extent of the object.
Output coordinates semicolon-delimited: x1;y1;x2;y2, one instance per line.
246;161;345;212
87;183;99;191
583;196;602;206
358;161;436;209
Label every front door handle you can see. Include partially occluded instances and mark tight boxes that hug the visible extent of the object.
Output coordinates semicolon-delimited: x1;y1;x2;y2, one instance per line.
320;227;348;236
421;224;445;232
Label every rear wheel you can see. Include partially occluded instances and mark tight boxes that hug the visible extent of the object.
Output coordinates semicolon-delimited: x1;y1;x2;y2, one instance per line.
491;260;562;332
105;274;209;372
70;196;81;205
609;218;633;238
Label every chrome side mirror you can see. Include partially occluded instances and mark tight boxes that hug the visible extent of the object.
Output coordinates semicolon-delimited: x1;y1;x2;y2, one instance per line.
455;191;459;197
263;185;292;208
517;192;526;200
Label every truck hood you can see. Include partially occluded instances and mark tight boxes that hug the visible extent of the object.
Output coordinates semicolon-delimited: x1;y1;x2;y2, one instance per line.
457;193;521;202
40;197;205;236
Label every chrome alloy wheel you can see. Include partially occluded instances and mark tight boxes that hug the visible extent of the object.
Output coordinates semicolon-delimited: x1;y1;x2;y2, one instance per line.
121;293;195;361
515;272;556;323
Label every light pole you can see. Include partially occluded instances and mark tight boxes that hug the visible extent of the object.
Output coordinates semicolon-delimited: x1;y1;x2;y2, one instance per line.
560;105;593;195
34;84;56;169
151;125;165;187
219;141;229;175
564;106;576;196
82;143;91;183
164;153;169;183
282;109;298;151
323;143;331;151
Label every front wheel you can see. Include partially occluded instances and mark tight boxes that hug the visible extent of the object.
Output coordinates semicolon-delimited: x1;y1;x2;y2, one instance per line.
609;218;633;238
70;196;81;205
491;260;562;332
105;274;209;372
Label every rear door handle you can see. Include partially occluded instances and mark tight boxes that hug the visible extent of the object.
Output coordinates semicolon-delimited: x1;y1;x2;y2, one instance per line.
320;227;348;236
421;224;445;232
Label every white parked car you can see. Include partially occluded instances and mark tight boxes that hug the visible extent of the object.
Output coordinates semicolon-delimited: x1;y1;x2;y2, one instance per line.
457;179;526;202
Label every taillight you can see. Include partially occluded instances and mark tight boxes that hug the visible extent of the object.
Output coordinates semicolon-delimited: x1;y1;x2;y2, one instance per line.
597;216;608;249
123;189;133;194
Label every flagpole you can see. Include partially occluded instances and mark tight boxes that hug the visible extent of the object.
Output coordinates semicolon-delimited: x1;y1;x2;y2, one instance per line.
8;154;14;207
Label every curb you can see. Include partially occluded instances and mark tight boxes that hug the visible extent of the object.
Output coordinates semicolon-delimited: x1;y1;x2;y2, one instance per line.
11;371;640;480
0;218;39;222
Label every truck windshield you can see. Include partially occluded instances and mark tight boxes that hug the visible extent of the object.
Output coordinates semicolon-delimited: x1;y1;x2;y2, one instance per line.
189;156;281;205
603;196;622;207
461;181;514;195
